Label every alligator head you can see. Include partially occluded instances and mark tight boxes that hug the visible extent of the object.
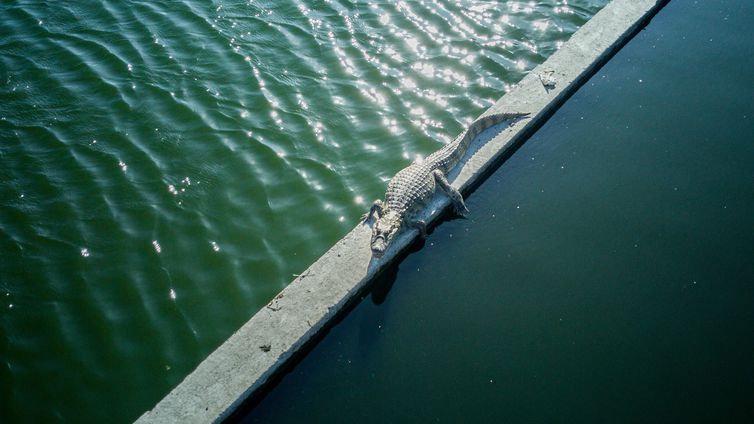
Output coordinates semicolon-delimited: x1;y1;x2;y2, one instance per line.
370;210;401;258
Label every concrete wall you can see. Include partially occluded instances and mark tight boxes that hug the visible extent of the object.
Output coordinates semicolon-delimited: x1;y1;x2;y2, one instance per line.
136;1;669;422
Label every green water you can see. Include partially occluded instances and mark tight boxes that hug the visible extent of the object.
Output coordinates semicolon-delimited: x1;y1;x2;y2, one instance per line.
0;1;608;422
242;0;754;422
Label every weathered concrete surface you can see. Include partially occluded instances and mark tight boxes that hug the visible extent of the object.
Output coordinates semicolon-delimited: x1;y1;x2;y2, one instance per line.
135;0;669;422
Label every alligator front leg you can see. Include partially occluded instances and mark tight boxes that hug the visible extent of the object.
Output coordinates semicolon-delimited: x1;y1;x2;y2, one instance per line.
432;169;469;215
361;199;384;223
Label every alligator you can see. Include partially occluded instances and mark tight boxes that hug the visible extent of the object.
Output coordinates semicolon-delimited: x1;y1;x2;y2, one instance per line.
362;111;529;258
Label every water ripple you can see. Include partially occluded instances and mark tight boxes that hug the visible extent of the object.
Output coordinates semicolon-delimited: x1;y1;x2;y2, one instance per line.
0;0;609;421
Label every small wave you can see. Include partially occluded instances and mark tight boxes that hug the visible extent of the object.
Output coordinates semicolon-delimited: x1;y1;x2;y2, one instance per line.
0;0;609;421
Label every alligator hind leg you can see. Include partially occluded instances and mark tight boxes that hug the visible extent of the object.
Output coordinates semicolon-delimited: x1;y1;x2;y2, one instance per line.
432;169;469;215
362;199;383;223
410;219;427;238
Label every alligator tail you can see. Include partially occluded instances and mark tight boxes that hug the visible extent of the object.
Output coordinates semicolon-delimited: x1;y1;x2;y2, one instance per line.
434;111;530;174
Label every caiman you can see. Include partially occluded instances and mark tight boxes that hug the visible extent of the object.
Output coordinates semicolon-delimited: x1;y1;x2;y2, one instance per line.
363;111;529;257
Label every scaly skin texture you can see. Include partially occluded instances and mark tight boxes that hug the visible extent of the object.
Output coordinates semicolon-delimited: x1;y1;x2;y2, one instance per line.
363;112;529;257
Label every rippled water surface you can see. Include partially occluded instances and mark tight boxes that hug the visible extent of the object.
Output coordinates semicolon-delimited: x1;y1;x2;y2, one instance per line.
0;1;607;421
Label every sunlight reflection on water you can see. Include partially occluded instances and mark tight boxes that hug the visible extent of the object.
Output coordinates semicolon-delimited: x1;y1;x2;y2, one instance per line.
0;0;608;421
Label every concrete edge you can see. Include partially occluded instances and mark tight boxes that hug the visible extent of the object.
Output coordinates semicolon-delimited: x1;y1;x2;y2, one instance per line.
135;1;669;422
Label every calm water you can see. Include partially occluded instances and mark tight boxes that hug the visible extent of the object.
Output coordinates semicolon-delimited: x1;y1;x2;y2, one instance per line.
243;0;754;422
0;1;607;422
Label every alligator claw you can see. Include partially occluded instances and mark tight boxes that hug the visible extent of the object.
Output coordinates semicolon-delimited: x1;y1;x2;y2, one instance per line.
454;202;470;217
362;199;383;224
412;219;427;238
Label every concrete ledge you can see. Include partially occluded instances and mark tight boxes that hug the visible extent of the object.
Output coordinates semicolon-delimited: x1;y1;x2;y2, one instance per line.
136;1;668;422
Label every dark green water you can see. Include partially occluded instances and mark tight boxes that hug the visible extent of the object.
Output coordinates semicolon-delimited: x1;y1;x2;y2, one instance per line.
0;1;607;422
243;0;754;422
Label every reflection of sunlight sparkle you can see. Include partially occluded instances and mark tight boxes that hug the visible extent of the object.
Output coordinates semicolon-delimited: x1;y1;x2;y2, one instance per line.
384;46;403;62
401;78;417;90
382;117;400;134
533;20;549;31
201;0;582;245
312;121;325;142
405;37;420;52
296;93;309;110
